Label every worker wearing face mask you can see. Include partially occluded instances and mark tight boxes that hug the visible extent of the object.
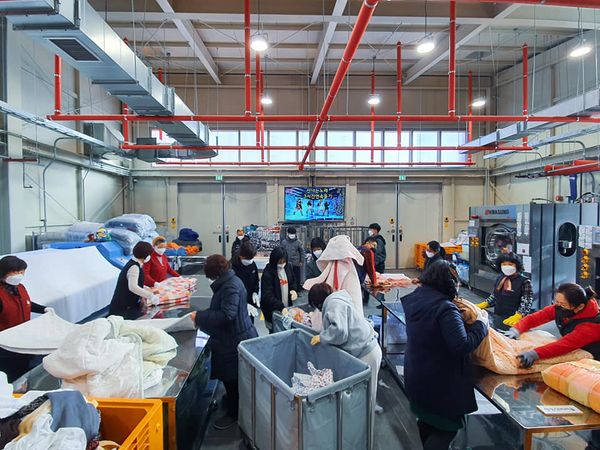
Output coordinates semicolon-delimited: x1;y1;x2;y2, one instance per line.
143;236;181;287
280;227;305;291
424;241;446;270
306;237;327;280
0;256;53;381
109;241;160;319
231;241;260;322
368;223;387;274
503;283;600;369
260;247;298;333
476;253;532;330
231;228;250;258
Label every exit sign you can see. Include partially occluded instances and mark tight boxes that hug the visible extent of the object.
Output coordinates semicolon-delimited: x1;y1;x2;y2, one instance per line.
398;175;407;181
215;175;223;181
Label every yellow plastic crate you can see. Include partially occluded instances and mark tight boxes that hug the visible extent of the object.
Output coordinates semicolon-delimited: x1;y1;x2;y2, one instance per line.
97;398;164;450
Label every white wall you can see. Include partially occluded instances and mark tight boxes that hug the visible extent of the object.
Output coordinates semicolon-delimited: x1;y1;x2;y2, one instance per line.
3;28;126;251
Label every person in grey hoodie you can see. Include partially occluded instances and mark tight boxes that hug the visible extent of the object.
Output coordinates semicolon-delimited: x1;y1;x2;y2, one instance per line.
281;227;306;291
309;283;382;422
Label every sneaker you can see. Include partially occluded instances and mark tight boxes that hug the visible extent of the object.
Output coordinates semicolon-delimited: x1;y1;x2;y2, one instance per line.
213;414;237;431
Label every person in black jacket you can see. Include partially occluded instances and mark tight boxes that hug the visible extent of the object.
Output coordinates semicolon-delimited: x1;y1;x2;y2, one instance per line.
402;261;488;450
231;241;260;323
424;240;446;270
260;247;297;332
368;223;387;273
231;228;251;258
109;242;159;320
305;237;327;280
191;255;258;431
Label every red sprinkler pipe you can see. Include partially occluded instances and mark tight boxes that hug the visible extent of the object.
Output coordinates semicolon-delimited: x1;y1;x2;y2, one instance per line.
544;160;600;176
122;104;130;143
371;69;376;163
54;55;61;115
397;42;403;149
48;113;600;124
467;70;473;164
156;68;164;140
157;161;476;167
522;44;529;147
300;0;380;170
449;0;600;8
467;71;473;142
255;52;262;159
448;0;457;116
244;0;252;116
260;70;265;160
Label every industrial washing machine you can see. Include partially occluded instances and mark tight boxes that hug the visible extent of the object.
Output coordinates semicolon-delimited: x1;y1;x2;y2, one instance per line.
469;203;598;310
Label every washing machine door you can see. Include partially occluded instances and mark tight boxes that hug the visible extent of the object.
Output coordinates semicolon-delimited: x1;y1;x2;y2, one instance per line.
484;224;516;269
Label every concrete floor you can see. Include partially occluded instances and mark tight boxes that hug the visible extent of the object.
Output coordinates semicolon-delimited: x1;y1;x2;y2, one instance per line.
198;268;488;450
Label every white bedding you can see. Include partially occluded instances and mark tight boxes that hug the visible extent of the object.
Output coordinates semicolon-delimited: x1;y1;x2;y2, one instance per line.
2;247;119;323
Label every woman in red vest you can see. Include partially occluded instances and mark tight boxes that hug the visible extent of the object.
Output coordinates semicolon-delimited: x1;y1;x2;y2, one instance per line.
0;256;49;381
143;236;181;287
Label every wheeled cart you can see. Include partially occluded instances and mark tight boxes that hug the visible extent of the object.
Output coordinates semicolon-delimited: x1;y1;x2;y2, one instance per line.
238;329;373;450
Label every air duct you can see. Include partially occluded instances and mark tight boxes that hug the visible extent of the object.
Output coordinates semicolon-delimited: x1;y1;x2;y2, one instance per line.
0;0;215;159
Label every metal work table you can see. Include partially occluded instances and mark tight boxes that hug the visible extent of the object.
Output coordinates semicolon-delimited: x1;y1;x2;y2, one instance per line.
474;369;600;450
14;295;216;450
367;283;415;386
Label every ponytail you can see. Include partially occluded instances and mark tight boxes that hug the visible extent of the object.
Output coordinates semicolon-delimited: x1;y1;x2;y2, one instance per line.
585;286;597;301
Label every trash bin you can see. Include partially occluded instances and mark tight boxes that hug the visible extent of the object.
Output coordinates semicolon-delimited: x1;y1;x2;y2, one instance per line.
238;329;372;450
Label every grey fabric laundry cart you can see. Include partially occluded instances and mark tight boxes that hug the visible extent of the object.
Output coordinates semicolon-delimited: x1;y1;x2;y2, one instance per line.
238;329;372;450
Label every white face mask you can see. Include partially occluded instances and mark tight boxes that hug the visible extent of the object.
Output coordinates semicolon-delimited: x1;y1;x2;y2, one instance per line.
144;256;151;264
241;259;254;266
425;250;435;258
237;235;244;240
313;250;323;258
154;247;166;255
501;265;517;277
288;234;296;240
277;263;286;270
5;274;24;286
368;230;374;237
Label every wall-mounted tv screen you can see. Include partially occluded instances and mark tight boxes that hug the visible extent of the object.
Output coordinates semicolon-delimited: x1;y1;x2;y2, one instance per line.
284;187;345;222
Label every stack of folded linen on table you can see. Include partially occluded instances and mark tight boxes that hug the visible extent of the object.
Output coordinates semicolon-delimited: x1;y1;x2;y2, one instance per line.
151;277;197;306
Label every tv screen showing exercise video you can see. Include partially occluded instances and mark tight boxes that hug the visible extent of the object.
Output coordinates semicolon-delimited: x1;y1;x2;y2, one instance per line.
284;187;345;222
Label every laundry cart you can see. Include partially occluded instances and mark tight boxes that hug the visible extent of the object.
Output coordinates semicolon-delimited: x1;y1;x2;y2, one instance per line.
238;329;372;450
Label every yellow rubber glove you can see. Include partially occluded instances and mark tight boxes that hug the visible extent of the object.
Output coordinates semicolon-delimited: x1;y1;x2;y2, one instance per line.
475;301;490;310
311;335;321;346
503;312;523;327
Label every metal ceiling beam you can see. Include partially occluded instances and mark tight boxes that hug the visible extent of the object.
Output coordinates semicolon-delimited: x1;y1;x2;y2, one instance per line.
405;4;520;84
154;0;221;84
311;0;347;85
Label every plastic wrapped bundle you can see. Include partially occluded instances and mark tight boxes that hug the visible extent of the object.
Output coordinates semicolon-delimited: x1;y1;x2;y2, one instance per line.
152;277;197;305
455;299;592;374
105;228;141;255
542;359;600;413
104;214;156;238
36;231;68;248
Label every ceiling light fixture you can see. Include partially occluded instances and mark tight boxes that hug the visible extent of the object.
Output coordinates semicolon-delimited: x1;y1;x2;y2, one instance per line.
471;97;486;108
251;34;268;52
260;95;273;106
417;39;435;54
569;43;592;58
417;0;435;54
367;94;381;106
